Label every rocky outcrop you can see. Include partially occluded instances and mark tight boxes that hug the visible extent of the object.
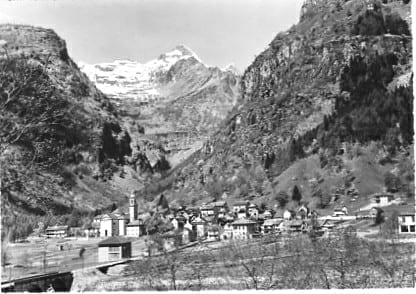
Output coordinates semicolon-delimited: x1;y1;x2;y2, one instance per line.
156;0;413;208
0;24;155;226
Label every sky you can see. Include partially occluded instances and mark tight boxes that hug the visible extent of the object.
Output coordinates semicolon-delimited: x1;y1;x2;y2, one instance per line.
0;0;304;71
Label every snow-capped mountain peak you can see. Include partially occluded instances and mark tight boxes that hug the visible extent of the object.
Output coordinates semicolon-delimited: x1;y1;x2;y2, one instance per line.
78;45;229;103
222;63;240;75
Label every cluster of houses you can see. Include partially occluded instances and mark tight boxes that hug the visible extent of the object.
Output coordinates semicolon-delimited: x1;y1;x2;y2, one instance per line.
42;192;415;263
44;192;416;244
92;196;340;246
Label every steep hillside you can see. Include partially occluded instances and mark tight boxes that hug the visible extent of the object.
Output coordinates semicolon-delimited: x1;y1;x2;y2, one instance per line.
150;0;413;213
80;46;240;167
0;24;159;239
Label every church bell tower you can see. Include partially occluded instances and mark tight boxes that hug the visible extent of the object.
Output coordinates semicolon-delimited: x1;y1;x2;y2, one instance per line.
129;191;137;223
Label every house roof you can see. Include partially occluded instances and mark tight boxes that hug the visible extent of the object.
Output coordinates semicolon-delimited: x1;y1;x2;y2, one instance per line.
397;206;416;215
46;225;68;231
201;204;214;210
191;216;207;224
98;236;131;246
212;201;226;207
102;213;122;220
231;218;257;225
114;213;129;220
248;203;258;208
372;193;394;198
111;207;127;215
263;219;283;226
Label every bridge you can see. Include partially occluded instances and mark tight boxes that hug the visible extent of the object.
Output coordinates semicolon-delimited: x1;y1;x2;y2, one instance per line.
0;259;131;292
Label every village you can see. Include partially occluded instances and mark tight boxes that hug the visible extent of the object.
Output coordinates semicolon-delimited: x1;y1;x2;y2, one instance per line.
39;190;415;264
3;187;414;285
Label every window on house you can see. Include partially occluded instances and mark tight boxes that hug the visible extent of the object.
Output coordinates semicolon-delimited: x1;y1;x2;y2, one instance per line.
412;216;415;223
401;225;409;233
402;216;406;223
410;225;415;233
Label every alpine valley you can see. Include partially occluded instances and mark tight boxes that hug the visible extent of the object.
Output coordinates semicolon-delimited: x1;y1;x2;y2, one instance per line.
0;0;414;251
79;45;240;167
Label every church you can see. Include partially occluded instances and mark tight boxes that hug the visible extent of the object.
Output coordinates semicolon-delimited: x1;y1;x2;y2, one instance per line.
97;192;145;237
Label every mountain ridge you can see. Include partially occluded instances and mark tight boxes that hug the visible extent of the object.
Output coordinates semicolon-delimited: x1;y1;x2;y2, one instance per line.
80;44;241;167
144;0;414;214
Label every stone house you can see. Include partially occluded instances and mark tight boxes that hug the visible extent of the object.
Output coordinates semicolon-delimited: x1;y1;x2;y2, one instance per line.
126;219;145;237
191;216;207;239
207;225;220;241
184;228;197;243
232;201;250;219
200;203;216;218
231;218;257;240
261;218;283;234
248;203;259;220
212;201;229;219
220;223;233;240
289;220;308;233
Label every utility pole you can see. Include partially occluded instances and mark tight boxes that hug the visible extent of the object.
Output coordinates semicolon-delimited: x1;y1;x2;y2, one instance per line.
42;243;47;273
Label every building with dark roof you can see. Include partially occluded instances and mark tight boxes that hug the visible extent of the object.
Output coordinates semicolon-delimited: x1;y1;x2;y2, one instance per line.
398;206;415;234
231;218;257;240
262;218;283;234
98;236;132;262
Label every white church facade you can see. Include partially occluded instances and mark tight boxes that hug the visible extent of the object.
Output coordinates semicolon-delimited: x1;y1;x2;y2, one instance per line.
97;192;145;238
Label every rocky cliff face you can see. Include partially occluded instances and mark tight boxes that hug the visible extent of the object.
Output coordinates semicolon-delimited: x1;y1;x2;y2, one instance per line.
155;0;413;210
0;25;159;233
80;45;240;167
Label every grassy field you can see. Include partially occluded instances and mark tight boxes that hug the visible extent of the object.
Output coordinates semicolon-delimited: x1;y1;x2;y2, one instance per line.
1;237;146;282
77;231;415;291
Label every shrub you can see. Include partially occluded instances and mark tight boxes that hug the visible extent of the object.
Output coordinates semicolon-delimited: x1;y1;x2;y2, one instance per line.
385;13;410;35
275;191;289;208
352;9;385;36
384;172;402;193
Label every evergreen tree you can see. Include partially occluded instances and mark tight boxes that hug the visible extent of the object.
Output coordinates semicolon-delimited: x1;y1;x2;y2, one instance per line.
292;185;302;203
374;208;385;226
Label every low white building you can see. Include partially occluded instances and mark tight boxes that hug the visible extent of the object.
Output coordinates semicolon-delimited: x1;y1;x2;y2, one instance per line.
46;225;69;238
398;209;415;234
126;219;145;237
98;236;132;262
373;193;394;206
